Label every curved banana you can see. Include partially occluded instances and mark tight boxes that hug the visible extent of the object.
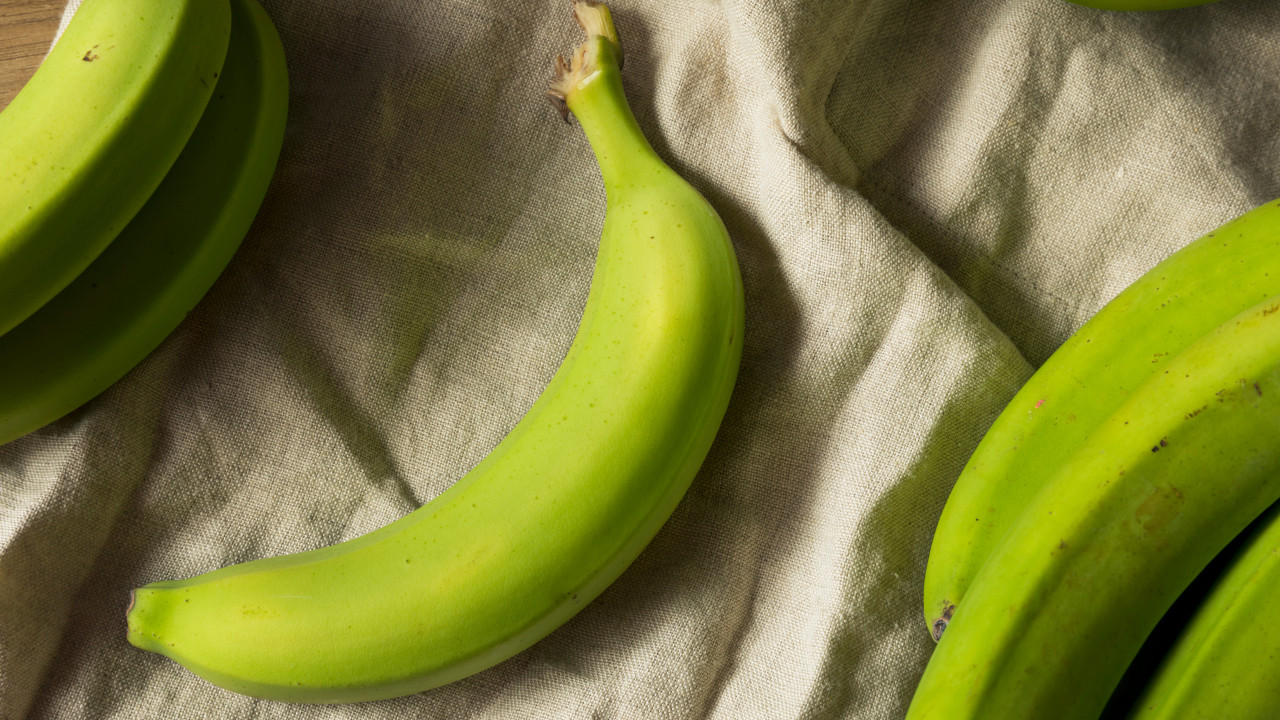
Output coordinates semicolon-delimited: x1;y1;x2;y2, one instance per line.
0;0;288;446
126;1;744;703
0;0;229;337
923;199;1280;640
1128;501;1280;719
908;293;1280;719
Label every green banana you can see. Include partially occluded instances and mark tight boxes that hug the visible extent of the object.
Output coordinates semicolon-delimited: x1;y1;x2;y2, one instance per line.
1128;501;1280;719
907;292;1280;719
126;1;744;703
0;0;288;446
923;199;1280;640
0;0;230;337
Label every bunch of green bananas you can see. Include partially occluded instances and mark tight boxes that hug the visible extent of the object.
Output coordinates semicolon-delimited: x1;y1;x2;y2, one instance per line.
0;0;288;445
126;1;744;703
914;0;1280;715
913;192;1280;715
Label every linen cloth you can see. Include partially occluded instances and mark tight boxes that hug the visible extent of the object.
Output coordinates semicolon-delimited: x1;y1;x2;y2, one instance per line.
4;0;1280;717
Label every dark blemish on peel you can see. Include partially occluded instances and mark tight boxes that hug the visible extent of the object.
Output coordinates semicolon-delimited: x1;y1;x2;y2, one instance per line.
1256;383;1263;396
82;44;100;62
931;603;956;642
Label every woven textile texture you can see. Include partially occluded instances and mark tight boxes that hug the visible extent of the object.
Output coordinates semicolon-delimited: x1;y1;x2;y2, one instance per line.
4;0;1280;717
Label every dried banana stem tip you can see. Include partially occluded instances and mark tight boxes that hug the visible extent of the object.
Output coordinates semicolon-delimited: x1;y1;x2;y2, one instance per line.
549;1;622;115
573;0;620;57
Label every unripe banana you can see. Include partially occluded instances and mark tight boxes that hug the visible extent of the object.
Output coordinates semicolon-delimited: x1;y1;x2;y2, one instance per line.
126;1;744;703
908;293;1280;719
1128;501;1280;719
924;199;1280;640
0;0;288;446
0;0;230;338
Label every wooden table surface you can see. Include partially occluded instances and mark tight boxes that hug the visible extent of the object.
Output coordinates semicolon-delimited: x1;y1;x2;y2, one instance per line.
0;1;64;110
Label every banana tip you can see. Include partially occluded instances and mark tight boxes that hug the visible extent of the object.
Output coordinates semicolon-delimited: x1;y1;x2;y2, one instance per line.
930;603;956;643
125;588;144;649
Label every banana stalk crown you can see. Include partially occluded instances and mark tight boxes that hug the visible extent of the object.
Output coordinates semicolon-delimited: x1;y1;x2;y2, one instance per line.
548;1;622;119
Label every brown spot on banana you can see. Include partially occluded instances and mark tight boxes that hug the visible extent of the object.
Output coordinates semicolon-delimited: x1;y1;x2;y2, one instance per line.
1135;485;1185;538
931;602;956;642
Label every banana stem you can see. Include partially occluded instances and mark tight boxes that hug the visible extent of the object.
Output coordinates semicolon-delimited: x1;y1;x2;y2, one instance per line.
550;2;662;192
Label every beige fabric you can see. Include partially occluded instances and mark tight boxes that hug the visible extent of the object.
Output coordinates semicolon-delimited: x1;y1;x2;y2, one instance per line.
5;0;1280;717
